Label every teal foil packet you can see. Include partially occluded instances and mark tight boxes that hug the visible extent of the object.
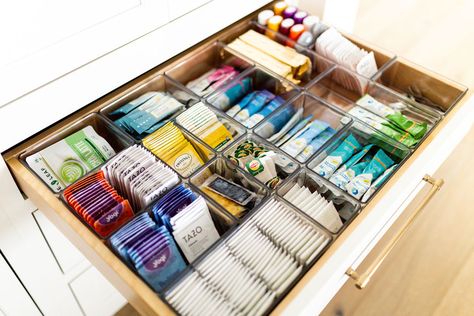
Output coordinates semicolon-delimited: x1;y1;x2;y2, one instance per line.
346;149;394;199
361;164;398;202
314;133;362;179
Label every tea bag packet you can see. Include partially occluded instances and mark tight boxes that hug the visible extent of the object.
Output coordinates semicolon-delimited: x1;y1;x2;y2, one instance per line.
63;171;134;238
314;133;362;179
228;30;311;84
143;122;205;177
348;106;418;147
152;185;220;262
176;102;233;150
227;140;283;189
112;91;186;139
170;196;220;262
283;183;343;233
102;145;179;210
109;213;186;292
315;28;377;93
356;94;428;140
26;126;116;192
361;164;397;202
346;149;395;199
109;91;158;117
329;144;374;189
210;77;253;111
173;65;240;103
200;174;256;218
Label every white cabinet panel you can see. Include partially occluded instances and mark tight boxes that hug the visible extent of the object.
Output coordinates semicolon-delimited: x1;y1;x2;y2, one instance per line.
0;253;41;316
70;266;126;316
168;0;212;20
33;210;85;274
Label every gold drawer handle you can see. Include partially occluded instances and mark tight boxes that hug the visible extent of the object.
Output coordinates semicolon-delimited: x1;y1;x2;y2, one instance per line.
346;174;444;289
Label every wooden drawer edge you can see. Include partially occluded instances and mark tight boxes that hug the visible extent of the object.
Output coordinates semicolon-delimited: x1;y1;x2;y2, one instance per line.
5;158;175;316
272;90;473;315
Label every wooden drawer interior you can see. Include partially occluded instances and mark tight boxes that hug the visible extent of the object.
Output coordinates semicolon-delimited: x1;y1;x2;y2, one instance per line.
3;2;468;315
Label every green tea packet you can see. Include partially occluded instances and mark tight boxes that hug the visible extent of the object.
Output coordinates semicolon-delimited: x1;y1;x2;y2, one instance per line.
26;126;116;192
349;106;418;147
356;94;427;139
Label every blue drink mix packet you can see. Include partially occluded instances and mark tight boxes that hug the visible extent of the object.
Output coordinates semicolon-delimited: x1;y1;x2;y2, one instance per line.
109;213;186;291
295;127;336;162
245;96;285;128
211;77;252;111
257;105;297;139
234;90;275;123
226;91;257;117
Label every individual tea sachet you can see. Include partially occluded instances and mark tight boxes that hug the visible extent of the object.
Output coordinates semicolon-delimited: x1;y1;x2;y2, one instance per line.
176;102;234;150
314;133;362;178
346;149;395;199
143;122;205;177
152;185;220;262
102;145;179;210
27;125;116;192
283;182;343;233
63;171;133;237
109;213;186;292
113;91;186;139
356;94;428;140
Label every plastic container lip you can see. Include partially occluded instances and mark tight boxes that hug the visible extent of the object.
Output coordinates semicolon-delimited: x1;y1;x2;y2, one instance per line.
162;194;333;316
276;167;362;235
306;65;442;122
188;156;271;223
141;123;217;179
164;41;254;99
252;91;353;163
222;132;301;190
306;119;411;206
174;101;247;152
370;56;469;115
19;113;136;195
204;64;302;129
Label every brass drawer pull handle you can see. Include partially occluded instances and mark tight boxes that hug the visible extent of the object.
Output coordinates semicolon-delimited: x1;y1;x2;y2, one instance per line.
346;174;444;289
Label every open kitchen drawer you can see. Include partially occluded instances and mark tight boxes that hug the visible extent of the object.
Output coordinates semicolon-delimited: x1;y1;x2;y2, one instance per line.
3;3;471;315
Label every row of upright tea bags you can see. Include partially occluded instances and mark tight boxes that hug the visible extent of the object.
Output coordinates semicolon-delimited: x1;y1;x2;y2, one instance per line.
166;198;331;316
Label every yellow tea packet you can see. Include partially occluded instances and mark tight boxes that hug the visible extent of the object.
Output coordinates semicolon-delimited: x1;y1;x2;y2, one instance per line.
200;187;246;218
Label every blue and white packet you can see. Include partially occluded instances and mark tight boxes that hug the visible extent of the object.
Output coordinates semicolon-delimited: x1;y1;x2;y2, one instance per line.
245;96;285;128
314;133;362;179
346;149;395;199
258;105;297;139
295;127;336;162
234;90;275;123
280;119;329;156
211;77;252;111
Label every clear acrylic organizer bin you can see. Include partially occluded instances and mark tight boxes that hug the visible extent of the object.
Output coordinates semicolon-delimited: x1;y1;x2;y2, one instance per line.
254;92;352;162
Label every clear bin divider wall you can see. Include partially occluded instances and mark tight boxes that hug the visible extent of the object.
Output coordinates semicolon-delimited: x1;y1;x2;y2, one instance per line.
254;92;352;164
204;65;302;130
371;57;468;114
99;74;201;140
164;41;254;101
276;168;361;234
19;113;136;195
222;133;301;190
